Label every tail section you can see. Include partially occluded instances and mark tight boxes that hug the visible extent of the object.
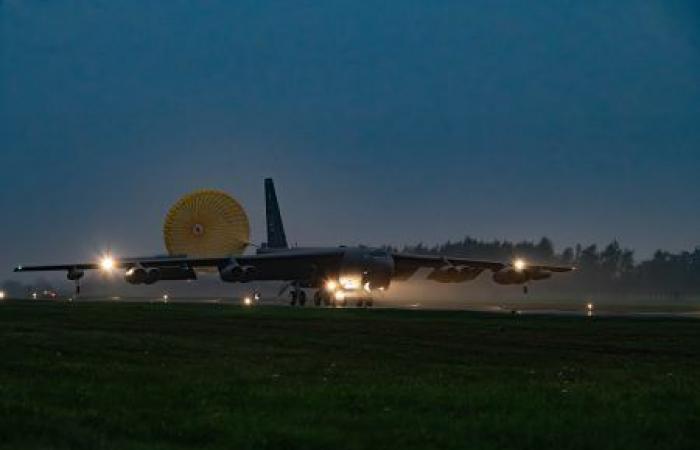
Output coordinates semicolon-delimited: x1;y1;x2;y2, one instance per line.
264;178;288;249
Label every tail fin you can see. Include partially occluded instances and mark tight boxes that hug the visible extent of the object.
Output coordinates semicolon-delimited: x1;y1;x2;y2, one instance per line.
264;178;288;249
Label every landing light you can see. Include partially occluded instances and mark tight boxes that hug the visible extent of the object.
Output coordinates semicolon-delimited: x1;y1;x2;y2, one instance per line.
243;296;252;306
325;280;338;292
163;294;169;302
340;278;359;290
513;259;527;272
0;291;5;300
100;255;115;272
335;291;346;302
586;302;594;311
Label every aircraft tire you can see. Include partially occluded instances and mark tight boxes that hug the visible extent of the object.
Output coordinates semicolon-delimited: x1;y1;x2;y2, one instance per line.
290;291;297;306
313;291;322;306
299;290;307;306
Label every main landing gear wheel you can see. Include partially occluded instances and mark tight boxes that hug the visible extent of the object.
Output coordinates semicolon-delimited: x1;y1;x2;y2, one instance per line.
313;290;333;307
356;298;374;308
290;290;307;306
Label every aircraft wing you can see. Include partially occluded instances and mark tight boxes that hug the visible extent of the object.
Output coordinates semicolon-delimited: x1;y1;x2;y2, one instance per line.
392;253;506;271
14;257;225;273
391;252;574;282
14;249;346;283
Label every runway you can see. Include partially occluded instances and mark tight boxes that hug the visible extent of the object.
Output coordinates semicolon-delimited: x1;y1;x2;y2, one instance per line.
7;296;700;319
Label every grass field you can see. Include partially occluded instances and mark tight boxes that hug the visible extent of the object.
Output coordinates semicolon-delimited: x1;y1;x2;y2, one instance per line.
1;301;699;450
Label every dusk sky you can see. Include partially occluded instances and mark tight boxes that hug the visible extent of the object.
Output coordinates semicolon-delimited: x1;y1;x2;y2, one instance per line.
2;0;699;274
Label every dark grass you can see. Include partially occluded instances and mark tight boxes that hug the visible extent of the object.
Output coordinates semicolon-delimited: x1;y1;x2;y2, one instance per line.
1;301;700;450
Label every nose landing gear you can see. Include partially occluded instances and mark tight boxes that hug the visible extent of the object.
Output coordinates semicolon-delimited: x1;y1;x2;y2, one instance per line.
315;291;374;308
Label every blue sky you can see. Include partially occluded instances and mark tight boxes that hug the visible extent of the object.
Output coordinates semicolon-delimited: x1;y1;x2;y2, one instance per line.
1;0;699;273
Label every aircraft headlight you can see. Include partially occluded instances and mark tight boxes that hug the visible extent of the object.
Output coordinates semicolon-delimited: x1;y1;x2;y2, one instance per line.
100;255;116;272
513;258;527;272
0;291;5;300
339;277;360;290
325;280;338;292
243;296;252;306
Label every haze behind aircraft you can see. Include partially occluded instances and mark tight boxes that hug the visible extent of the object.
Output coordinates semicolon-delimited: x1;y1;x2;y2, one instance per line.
14;179;573;306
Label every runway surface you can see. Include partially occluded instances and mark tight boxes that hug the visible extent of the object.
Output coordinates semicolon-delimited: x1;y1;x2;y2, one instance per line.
7;296;700;319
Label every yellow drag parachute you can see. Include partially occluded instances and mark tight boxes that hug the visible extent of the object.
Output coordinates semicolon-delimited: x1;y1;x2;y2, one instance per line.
163;190;250;258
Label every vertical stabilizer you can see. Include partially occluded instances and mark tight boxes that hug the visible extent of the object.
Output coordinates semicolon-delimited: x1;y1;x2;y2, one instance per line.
264;178;288;249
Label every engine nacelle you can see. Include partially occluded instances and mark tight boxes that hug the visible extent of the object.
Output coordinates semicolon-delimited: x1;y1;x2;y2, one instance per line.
125;267;161;285
455;267;483;282
67;268;84;281
144;269;161;285
428;266;484;283
125;267;147;285
492;269;529;285
428;267;459;283
219;262;256;282
529;269;552;281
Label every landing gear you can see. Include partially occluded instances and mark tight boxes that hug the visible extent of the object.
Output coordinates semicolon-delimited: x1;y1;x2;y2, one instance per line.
290;286;307;306
322;291;332;306
311;289;376;308
523;285;529;295
313;289;335;307
355;297;374;308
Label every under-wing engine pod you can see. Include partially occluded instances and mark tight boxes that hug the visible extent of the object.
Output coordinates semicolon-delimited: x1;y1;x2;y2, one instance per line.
219;261;257;282
67;268;84;281
428;266;484;283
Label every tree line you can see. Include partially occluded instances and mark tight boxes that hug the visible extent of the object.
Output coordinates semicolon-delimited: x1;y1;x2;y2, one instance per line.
394;237;700;296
